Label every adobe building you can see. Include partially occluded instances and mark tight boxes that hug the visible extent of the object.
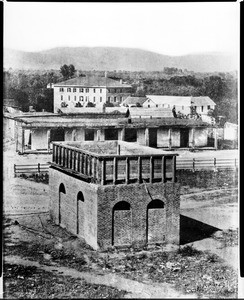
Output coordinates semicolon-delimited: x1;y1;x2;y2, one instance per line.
7;109;218;154
49;140;180;250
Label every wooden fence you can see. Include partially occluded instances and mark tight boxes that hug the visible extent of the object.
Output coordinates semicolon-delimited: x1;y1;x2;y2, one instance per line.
177;157;238;172
13;157;238;177
14;163;50;177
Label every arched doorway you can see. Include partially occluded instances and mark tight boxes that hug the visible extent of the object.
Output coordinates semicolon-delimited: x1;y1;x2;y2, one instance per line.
112;201;132;246
77;191;85;236
58;183;66;225
146;200;166;244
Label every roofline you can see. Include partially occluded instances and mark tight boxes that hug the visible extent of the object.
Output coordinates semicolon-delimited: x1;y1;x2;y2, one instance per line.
54;84;132;88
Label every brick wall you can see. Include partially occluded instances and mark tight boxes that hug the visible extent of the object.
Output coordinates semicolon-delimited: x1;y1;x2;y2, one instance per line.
49;166;180;250
97;182;180;249
49;167;99;249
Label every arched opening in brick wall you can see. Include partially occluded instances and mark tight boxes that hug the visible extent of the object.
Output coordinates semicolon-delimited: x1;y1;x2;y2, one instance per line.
112;201;132;246
146;200;166;244
58;183;66;225
77;191;85;236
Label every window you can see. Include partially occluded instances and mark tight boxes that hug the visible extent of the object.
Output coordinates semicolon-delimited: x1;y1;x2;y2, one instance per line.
108;96;110;102
85;129;95;141
168;104;170;108
73;88;76;92
68;95;70;101
93;96;96;102
74;96;76;101
93;88;96;93
105;129;118;140
67;88;71;92
100;89;102;93
156;105;158;108
114;97;117;102
86;88;89;93
207;105;211;110
79;88;84;93
79;96;83;101
162;104;165;108
85;96;89;102
100;97;102;102
114;89;116;93
108;89;110;93
120;96;123;102
182;106;184;110
201;106;204;112
148;105;150;108
61;95;63;101
59;87;64;92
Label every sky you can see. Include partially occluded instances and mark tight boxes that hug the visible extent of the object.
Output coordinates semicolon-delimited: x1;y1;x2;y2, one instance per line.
4;2;240;56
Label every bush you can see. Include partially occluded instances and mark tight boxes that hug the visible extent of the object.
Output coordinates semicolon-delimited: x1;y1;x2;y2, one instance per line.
178;245;201;257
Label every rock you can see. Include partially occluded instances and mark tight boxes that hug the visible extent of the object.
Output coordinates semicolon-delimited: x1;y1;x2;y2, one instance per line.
212;230;223;238
54;242;63;250
43;253;52;260
166;262;174;268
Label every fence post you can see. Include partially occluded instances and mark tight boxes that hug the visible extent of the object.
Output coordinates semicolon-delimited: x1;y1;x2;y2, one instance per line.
214;158;217;172
192;158;195;173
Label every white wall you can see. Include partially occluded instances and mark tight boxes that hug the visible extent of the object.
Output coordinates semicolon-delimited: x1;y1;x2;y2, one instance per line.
224;123;238;141
32;128;48;150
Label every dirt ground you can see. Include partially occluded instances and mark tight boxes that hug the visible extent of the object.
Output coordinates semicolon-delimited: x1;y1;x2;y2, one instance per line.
2;139;241;298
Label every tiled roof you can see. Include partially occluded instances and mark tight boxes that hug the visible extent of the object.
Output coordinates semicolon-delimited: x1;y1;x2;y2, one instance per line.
146;95;216;106
54;76;132;88
121;96;147;106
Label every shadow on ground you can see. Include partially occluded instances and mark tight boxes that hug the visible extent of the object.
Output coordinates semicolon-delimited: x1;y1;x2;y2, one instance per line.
180;214;220;245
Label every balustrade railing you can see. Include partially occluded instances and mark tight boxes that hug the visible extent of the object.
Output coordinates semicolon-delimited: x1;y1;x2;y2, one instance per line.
52;143;177;185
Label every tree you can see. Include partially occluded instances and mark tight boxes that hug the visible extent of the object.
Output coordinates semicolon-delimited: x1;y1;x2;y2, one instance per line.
60;64;76;80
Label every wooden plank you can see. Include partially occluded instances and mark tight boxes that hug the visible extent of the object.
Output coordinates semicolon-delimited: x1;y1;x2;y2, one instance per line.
125;157;129;184
101;159;106;185
96;159;101;184
150;156;154;183
172;156;176;182
113;157;117;184
161;156;165;183
138;157;142;183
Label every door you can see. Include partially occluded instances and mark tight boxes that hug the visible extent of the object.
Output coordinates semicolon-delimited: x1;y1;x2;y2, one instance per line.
147;200;166;243
112;201;132;246
180;128;189;147
149;128;157;148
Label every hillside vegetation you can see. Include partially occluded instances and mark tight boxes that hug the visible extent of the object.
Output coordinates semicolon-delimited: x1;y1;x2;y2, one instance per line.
3;68;238;124
4;47;237;73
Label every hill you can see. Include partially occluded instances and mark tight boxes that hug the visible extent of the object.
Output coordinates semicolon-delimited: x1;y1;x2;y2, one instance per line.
4;47;237;73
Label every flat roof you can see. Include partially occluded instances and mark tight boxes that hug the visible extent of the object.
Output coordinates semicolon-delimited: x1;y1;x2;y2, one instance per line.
53;140;177;157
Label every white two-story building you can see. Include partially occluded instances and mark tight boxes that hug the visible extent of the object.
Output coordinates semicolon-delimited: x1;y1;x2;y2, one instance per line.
53;75;132;113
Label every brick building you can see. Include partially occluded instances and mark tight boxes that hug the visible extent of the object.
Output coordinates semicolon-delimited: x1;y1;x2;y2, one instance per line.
49;141;180;250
